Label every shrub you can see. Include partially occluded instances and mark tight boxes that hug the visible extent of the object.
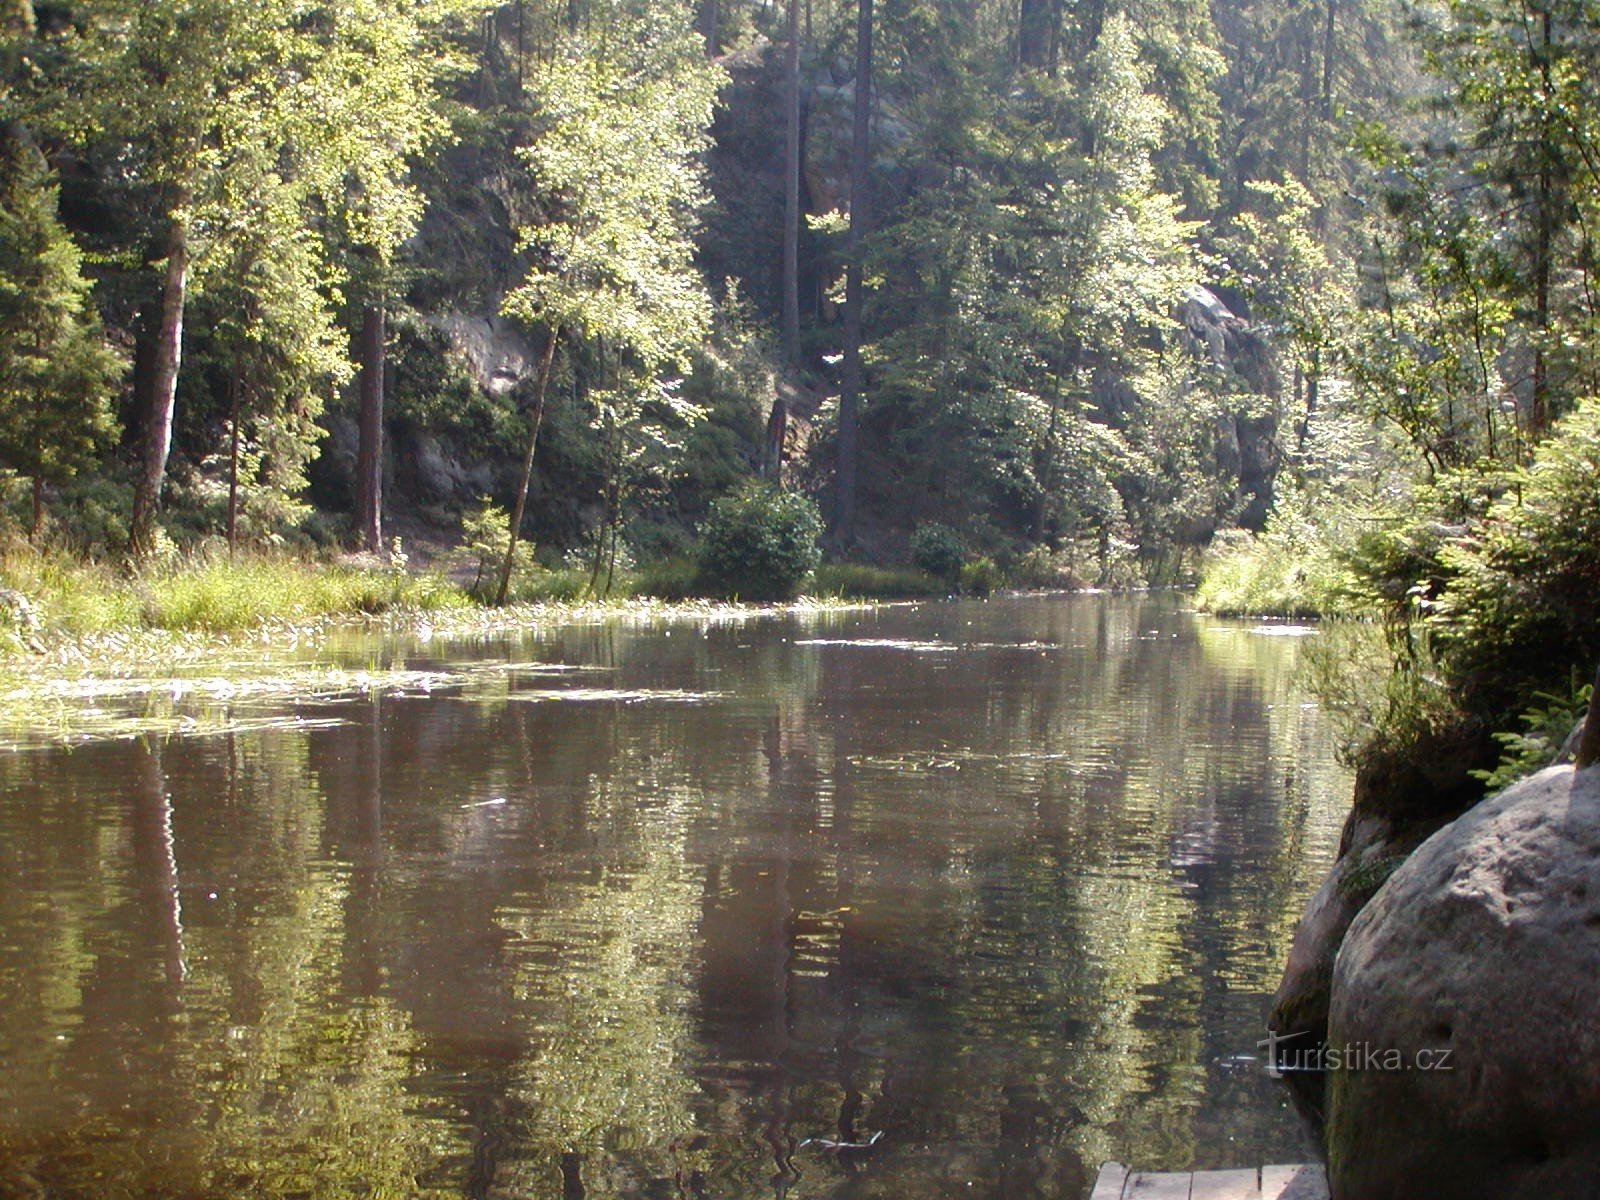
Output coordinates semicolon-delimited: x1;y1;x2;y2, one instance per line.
448;497;532;601
959;555;1003;596
696;485;822;601
1009;544;1081;590
1433;397;1600;716
1195;528;1353;617
910;523;965;583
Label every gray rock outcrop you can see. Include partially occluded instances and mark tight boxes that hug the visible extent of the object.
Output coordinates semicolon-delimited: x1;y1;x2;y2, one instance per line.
1324;763;1600;1199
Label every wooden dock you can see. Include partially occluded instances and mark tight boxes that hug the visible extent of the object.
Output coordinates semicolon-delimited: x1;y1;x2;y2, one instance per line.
1091;1163;1329;1200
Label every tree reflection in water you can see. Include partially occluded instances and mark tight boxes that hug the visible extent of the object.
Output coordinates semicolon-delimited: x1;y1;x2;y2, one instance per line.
0;596;1346;1198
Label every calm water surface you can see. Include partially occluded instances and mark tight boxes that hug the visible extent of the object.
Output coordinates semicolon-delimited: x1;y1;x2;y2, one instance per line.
0;595;1347;1199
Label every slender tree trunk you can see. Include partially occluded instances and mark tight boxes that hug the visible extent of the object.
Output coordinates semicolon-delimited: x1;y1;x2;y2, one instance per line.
765;393;788;478
355;300;385;554
129;215;189;558
226;348;243;558
834;0;872;545
697;0;718;54
1320;0;1337;119
1531;175;1553;442
496;328;562;606
1034;356;1064;539
781;0;802;362
30;474;42;542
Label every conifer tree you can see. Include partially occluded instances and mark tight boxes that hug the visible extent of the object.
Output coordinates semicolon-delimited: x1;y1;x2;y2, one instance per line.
0;137;121;540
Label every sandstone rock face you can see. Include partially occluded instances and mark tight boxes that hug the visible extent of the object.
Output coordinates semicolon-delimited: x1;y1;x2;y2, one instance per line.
1325;764;1600;1200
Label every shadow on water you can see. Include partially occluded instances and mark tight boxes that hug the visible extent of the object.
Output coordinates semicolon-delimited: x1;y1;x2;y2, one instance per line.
0;594;1347;1198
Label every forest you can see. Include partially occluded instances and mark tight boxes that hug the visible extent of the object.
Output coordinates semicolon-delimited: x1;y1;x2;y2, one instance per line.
2;0;1600;778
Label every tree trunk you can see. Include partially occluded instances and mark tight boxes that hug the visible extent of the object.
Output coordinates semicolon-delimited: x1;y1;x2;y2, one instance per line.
496;328;562;605
834;0;872;545
781;0;802;362
1529;9;1554;443
226;348;243;558
765;393;788;478
1320;0;1338;120
355;301;385;554
697;0;717;54
1017;0;1059;70
128;215;189;558
30;474;42;542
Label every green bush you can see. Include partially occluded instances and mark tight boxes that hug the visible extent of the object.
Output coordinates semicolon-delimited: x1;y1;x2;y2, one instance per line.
1433;397;1600;716
959;555;1003;596
1195;528;1354;617
448;497;532;601
696;485;822;601
1008;544;1081;590
910;523;965;583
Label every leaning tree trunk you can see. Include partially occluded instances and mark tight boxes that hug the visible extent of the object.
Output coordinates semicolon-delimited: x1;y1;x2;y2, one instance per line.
834;0;872;545
354;300;385;554
128;215;189;559
781;0;802;362
495;328;561;606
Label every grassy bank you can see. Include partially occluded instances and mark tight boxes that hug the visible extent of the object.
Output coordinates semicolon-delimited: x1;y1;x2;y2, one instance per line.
0;547;465;650
0;543;968;657
1193;531;1355;618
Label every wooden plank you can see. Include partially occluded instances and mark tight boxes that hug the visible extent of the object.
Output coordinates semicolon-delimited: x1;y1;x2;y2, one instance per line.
1125;1172;1193;1199
1189;1168;1261;1198
1260;1163;1329;1200
1089;1162;1131;1200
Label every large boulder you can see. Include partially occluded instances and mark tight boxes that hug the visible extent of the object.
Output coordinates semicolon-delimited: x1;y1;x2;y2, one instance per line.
1325;764;1600;1199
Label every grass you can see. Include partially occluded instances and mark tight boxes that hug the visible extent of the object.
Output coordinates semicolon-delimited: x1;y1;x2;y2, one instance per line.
1193;532;1355;618
144;556;466;631
0;545;466;650
806;563;946;599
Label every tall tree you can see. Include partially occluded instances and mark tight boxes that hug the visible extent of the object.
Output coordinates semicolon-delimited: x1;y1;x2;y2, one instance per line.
781;0;802;362
497;7;720;603
0;136;122;539
833;0;872;545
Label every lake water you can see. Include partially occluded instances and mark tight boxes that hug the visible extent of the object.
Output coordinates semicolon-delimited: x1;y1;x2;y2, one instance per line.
0;594;1347;1199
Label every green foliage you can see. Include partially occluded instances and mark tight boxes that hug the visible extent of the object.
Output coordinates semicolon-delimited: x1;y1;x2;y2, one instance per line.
958;555;1003;597
1298;619;1464;769
1194;529;1352;618
450;497;532;601
1473;680;1592;794
696;486;822;601
1007;544;1081;591
502;13;719;367
1433;398;1600;714
909;523;965;583
0;138;122;527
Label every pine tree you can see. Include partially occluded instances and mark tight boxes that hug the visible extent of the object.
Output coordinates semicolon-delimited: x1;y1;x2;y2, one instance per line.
0;137;122;540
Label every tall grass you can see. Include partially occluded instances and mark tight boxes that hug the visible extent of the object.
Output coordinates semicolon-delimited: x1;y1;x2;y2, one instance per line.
1194;532;1354;618
143;555;465;631
806;563;945;599
0;545;465;646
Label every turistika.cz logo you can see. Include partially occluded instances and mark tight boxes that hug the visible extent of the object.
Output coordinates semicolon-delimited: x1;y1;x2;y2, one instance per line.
1256;1029;1455;1078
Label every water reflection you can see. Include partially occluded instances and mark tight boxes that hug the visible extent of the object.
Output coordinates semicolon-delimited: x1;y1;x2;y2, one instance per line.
0;596;1346;1198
